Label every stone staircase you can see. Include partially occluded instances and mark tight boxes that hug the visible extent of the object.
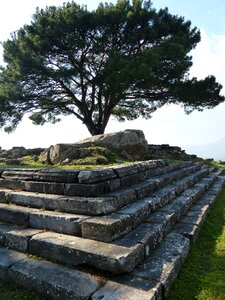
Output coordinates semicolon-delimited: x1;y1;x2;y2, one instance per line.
0;160;224;299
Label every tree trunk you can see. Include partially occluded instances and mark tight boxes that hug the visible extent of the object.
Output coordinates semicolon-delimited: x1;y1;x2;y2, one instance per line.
84;120;106;136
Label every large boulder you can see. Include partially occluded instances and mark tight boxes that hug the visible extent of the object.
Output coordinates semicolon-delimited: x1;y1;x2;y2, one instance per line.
42;129;148;165
76;129;148;160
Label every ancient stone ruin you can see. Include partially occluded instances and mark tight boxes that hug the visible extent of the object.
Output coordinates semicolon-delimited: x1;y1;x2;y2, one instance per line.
0;158;224;299
0;129;200;167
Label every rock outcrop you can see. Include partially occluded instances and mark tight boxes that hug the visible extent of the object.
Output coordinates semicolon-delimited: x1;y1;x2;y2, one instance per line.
42;129;148;165
0;147;43;165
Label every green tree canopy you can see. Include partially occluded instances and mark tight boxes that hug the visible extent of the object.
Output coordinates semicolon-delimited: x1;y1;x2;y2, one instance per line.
0;0;224;135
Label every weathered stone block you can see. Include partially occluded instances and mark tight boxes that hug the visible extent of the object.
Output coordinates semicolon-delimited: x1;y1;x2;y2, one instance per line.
78;168;117;184
8;191;60;211
30;210;89;235
1;169;38;181
8;258;99;299
4;228;42;252
153;186;176;206
190;202;210;214
0;179;26;191
145;196;164;212
145;211;177;235
114;223;163;257
81;213;132;242
179;210;207;228
33;170;79;183
173;223;200;243
197;194;217;208
57;196;118;215
117;200;151;228
113;164;139;178
0;204;30;226
92;278;161;300
0;190;8;203
0;247;26;279
133;233;190;297
106;188;137;208
134;180;155;199
24;181;65;195
120;173;140;188
0;223;17;246
64;179;120;197
29;232;144;273
160;194;194;221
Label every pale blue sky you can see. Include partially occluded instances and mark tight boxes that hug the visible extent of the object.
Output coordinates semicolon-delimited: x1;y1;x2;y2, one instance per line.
0;1;225;159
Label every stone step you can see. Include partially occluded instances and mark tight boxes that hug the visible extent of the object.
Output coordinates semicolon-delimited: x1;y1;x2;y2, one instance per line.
0;162;223;300
0;247;100;299
81;169;213;242
131;232;190;298
111;173;223;258
89;232;191;300
0;161;196;197
0;203;91;235
0;167;222;300
0;162;203;217
0;225;144;274
173;176;225;242
0;166;209;237
0;172;223;277
0;169;213;242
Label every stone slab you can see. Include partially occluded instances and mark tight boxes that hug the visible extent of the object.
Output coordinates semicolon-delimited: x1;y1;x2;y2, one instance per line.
153;186;177;205
120;173;141;188
4;228;42;252
179;210;207;228
145;211;177;235
160;195;195;221
92;277;161;300
7;191;120;215
173;223;200;243
117;200;151;228
25;181;65;195
0;223;17;246
145;196;164;212
197;194;218;208
133;233;190;297
78;168;117;184
8;191;60;210
189;203;210;214
30;210;90;235
57;196;118;215
106;188;137;208
29;232;144;273
0;179;26;191
64;179;120;197
33;170;80;183
113;223;163;257
1;169;38;181
0;190;8;203
113;165;139;178
133;180;155;199
8;257;99;300
0;247;26;279
0;203;31;226
81;213;132;242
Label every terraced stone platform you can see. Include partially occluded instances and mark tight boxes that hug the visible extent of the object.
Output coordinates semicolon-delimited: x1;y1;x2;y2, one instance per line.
0;160;224;299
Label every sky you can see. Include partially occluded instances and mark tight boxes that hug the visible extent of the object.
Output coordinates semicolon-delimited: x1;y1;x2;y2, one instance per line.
0;0;225;160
